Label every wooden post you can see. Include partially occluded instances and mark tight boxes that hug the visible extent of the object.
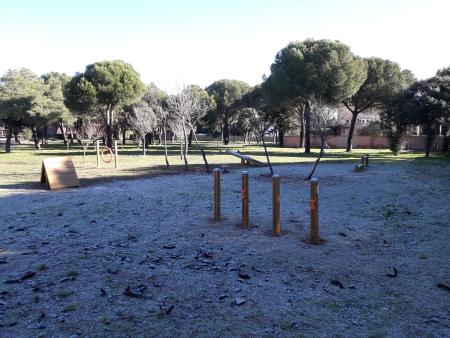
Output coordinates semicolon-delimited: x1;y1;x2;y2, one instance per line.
96;140;100;168
213;168;221;221
310;178;319;243
272;174;281;235
241;171;249;228
114;141;119;169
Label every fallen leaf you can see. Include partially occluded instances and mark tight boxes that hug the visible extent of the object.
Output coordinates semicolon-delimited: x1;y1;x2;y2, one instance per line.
330;279;344;289
386;267;398;278
437;283;450;293
124;284;147;298
238;264;251;280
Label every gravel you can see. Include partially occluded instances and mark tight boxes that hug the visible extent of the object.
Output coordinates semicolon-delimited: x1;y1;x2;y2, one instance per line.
0;161;449;337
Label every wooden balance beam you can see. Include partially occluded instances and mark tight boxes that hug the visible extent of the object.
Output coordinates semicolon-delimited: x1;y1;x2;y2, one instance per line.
226;151;265;166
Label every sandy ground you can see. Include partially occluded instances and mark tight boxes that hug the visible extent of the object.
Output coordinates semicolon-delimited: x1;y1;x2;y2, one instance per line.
0;161;449;338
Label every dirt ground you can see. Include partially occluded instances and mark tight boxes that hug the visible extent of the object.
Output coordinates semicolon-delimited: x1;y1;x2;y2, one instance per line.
0;161;449;337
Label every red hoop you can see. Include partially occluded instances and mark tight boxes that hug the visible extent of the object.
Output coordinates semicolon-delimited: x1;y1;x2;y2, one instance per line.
101;146;113;163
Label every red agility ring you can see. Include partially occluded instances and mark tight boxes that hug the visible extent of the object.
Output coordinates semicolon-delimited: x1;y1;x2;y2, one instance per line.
101;146;113;163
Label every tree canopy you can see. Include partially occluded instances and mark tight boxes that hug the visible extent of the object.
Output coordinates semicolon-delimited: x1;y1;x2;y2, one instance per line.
206;79;252;144
342;57;415;151
65;60;146;147
0;68;47;152
403;76;450;157
436;66;450;77
264;39;367;152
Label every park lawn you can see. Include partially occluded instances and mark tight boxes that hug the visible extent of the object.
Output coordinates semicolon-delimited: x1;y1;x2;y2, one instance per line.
0;140;448;191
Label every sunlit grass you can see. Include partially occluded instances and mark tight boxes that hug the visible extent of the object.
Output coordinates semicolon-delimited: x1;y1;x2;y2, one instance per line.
0;140;448;190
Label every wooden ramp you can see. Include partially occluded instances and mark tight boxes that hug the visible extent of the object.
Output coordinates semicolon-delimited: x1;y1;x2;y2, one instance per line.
41;157;80;190
226;151;265;166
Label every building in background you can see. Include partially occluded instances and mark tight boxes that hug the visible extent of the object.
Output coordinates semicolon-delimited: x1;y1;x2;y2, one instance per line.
336;106;380;136
0;123;6;137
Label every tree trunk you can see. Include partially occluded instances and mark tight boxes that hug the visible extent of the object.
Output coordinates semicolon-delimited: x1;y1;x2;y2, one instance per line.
188;129;193;148
346;111;358;152
279;129;284;147
5;124;13;153
148;132;154;146
42;126;47;145
424;123;434;158
122;127;126;145
163;122;170;169
106;124;113;148
304;103;311;153
261;130;274;175
32;127;40;150
192;130;210;173
60;122;68;145
181;123;189;170
306;145;325;180
142;135;146;155
13;126;21;144
223;119;230;145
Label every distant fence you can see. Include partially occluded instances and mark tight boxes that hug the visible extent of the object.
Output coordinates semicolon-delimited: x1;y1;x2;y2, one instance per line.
283;135;445;151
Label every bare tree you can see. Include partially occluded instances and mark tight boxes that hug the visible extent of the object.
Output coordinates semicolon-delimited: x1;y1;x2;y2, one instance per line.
167;87;213;172
143;84;170;168
305;96;339;180
129;102;157;155
77;120;105;163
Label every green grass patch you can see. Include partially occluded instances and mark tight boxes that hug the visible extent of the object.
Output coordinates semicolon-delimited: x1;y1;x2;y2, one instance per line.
0;140;448;194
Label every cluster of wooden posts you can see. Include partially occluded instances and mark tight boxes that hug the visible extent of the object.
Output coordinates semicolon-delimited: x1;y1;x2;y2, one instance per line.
354;154;369;172
213;168;321;244
95;140;119;169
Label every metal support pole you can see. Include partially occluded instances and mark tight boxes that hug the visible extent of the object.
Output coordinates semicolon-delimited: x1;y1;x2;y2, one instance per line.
310;178;319;243
241;171;249;228
96;140;100;168
213;168;221;221
114;140;119;169
272;174;281;235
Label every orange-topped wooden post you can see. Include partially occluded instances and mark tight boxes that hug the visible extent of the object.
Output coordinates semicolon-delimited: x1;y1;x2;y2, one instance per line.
272;174;281;235
213;168;221;221
241;171;249;228
310;178;319;243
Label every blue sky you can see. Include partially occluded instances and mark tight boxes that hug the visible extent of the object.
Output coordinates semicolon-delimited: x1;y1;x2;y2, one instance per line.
1;0;448;92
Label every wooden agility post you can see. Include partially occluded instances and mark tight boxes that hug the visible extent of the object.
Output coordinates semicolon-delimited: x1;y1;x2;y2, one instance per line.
41;157;80;190
272;174;281;235
213;168;221;221
96;140;100;168
241;171;249;228
310;178;319;243
114;140;119;169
